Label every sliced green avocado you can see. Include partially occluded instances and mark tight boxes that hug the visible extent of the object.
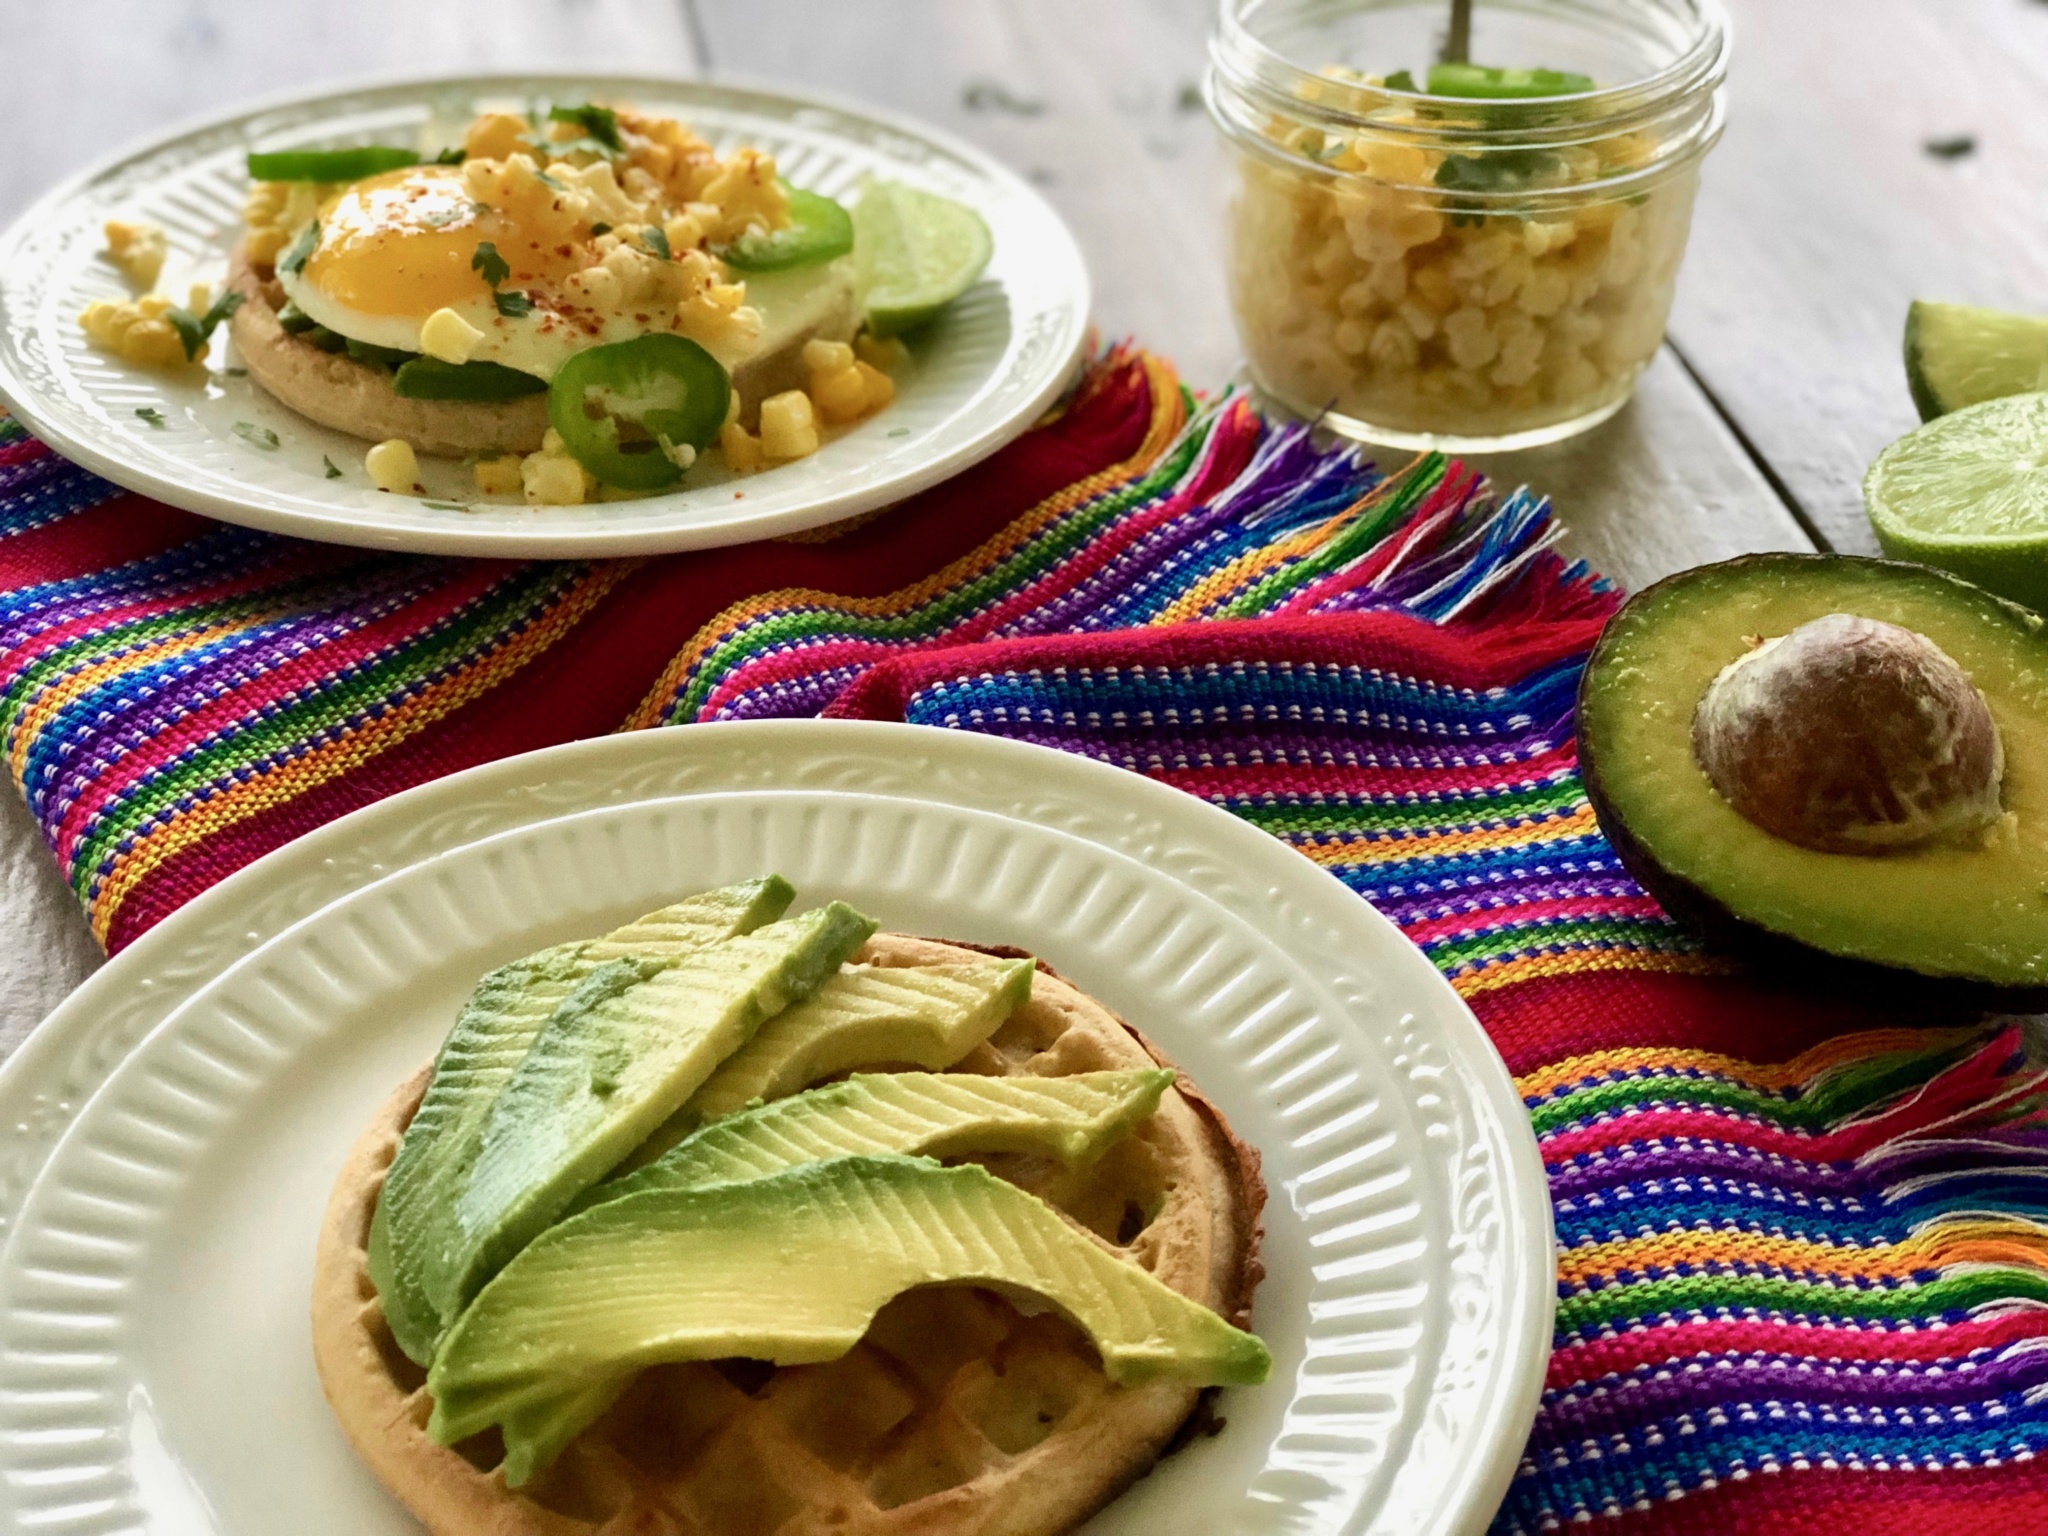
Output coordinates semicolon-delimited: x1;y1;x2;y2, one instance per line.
420;901;877;1323
590;1066;1171;1212
618;955;1035;1168
1578;554;2048;996
521;1068;1175;1473
368;877;794;1364
429;1155;1270;1480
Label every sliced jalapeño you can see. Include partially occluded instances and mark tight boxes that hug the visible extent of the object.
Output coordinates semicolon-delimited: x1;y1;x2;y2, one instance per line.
546;334;731;490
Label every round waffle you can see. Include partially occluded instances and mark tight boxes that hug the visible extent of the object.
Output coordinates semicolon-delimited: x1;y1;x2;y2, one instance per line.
313;933;1267;1536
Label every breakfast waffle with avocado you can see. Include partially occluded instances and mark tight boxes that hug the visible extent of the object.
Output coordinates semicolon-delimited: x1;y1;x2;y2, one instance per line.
313;880;1269;1535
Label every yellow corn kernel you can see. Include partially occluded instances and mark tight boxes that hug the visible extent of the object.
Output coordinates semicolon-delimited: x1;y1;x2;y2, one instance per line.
79;300;132;348
758;389;819;461
719;420;765;473
523;455;591;505
522;432;597;505
103;220;167;290
136;293;173;319
808;363;871;424
472;454;524;496
121;319;190;368
366;439;420;493
465;111;532;161
802;338;856;377
243;226;289;266
855;332;909;371
853;360;895;412
420;307;484;364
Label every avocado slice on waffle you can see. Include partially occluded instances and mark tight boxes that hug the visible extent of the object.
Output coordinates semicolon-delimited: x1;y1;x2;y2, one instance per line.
313;928;1268;1535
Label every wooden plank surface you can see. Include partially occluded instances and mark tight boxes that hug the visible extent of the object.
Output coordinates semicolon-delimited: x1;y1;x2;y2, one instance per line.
1668;0;2048;553
0;0;1853;1043
689;0;1814;592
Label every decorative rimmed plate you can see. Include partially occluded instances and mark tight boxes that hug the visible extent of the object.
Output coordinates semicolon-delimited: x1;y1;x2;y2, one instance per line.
0;721;1551;1534
0;74;1089;558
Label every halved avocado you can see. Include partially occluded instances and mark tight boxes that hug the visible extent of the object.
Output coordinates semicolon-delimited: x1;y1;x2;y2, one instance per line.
1578;553;2048;1002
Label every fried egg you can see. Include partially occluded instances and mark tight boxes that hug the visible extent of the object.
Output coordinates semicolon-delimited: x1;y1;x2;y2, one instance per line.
275;163;850;383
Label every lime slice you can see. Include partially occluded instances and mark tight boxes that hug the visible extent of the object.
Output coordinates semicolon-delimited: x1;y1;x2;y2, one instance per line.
1863;392;2048;613
853;181;993;337
1904;300;2048;421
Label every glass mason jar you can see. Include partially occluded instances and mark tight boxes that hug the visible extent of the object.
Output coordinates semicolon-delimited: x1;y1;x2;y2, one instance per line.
1206;0;1729;450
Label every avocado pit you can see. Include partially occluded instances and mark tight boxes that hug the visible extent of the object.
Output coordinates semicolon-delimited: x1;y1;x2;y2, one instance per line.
1690;612;2004;854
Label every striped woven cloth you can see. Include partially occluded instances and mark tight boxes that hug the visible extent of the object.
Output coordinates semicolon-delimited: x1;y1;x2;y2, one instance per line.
5;349;2048;1530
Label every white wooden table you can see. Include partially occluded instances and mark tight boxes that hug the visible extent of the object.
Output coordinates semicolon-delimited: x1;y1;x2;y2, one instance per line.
2;0;2043;1049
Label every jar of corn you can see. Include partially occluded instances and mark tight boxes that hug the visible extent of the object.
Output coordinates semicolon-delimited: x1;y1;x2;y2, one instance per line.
1206;0;1728;450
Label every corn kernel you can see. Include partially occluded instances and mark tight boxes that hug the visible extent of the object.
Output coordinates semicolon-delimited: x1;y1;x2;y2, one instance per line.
802;338;856;376
758;389;819;461
465;111;532;161
420;307;485;365
366;439;420;493
809;363;871;424
523;453;593;505
855;332;909;371
852;361;896;413
123;319;189;368
103;220;167;290
719;421;765;473
472;454;524;496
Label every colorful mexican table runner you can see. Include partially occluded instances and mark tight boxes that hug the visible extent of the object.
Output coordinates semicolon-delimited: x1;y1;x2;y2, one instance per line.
4;349;2046;1531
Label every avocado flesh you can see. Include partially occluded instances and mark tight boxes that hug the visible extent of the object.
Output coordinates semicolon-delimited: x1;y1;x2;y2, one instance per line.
591;1067;1172;1209
619;955;1036;1169
368;877;795;1364
1579;555;2048;990
428;1155;1271;1478
421;901;879;1324
518;1068;1175;1474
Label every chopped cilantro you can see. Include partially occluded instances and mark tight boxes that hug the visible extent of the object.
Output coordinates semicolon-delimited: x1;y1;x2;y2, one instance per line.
224;367;248;377
534;168;566;192
590;221;612;236
494;290;534;318
548;104;623;152
642;225;671;261
322;454;343;478
1924;134;1976;160
162;289;244;360
279;220;320;276
164;308;207;360
434;146;468;165
471;241;511;288
1383;69;1417;91
134;406;166;428
887;427;911;437
421;499;471;511
233;421;281;451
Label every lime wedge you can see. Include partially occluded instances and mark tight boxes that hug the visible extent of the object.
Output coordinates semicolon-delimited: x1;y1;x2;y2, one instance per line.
1864;391;2048;612
853;181;993;337
1905;300;2048;421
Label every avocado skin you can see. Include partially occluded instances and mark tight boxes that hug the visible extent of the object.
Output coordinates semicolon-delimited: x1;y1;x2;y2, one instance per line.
1576;553;2048;1011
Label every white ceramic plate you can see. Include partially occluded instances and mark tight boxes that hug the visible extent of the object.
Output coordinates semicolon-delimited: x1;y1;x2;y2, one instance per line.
0;722;1551;1535
0;74;1089;557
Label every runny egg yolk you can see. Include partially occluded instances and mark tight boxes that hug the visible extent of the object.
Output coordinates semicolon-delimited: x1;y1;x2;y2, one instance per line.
301;165;594;317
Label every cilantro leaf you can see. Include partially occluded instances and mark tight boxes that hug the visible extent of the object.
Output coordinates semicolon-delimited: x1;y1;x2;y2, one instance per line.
589;221;612;237
134;406;166;428
434;146;467;165
548;104;623;152
471;241;511;289
164;307;208;360
233;421;280;451
642;225;671;261
279;220;320;276
420;499;471;511
494;289;534;318
322;454;343;478
1383;69;1417;91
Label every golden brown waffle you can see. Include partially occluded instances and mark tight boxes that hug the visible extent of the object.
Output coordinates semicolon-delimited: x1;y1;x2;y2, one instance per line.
313;933;1267;1536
